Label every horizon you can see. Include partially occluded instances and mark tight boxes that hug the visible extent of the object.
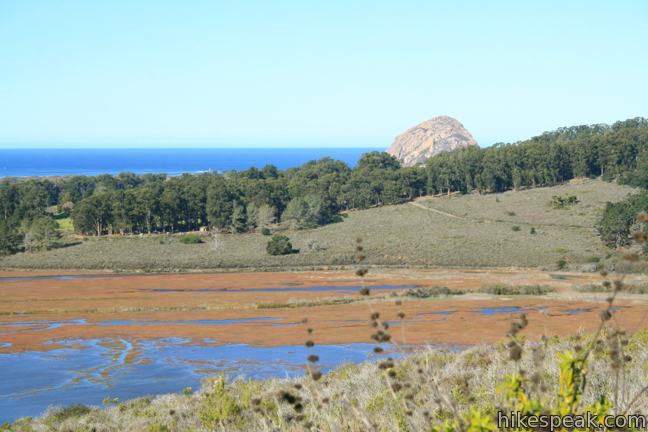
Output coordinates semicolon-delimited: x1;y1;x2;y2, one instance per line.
1;1;647;149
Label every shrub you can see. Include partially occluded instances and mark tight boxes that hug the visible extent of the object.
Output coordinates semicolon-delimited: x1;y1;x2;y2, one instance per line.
47;404;92;423
511;225;521;232
266;235;293;255
478;284;555;295
550;194;579;209
557;258;568;270
530;227;536;234
260;227;271;236
200;377;241;429
178;234;204;244
404;286;465;298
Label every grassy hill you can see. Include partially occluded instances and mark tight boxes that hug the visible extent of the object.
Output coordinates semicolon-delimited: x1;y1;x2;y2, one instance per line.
0;179;637;271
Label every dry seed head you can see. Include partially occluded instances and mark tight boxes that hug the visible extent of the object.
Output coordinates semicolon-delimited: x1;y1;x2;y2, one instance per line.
305;340;315;347
356;268;369;277
359;287;371;296
373;347;384;354
397;312;405;319
307;354;319;363
600;310;612;322
279;391;299;404
310;370;322;381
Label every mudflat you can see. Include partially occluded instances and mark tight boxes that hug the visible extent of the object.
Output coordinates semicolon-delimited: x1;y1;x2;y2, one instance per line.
1;268;647;352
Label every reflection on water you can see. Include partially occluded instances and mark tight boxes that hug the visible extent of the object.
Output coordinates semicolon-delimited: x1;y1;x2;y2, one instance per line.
0;338;400;423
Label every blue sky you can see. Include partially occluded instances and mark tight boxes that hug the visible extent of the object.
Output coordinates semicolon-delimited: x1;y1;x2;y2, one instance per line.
0;0;646;148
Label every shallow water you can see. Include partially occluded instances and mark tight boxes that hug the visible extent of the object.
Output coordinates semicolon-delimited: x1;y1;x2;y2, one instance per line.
478;306;528;315
151;284;417;294
0;318;282;334
0;274;122;282
0;338;398;423
563;308;592;315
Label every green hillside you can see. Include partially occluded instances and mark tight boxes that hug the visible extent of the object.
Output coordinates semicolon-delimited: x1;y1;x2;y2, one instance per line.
0;179;636;271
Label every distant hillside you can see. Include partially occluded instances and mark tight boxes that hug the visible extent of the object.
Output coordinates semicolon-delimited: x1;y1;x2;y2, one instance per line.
0;179;636;271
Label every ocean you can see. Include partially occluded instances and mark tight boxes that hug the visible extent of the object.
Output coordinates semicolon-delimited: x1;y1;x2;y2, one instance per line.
0;148;380;178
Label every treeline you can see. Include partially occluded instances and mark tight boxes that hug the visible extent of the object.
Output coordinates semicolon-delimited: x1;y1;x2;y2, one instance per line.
424;117;648;194
0;152;425;242
1;117;647;255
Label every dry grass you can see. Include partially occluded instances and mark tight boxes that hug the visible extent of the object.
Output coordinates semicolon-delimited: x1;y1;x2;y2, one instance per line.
0;179;635;271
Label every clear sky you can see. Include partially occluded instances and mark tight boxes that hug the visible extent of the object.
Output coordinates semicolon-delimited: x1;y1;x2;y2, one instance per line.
1;0;647;148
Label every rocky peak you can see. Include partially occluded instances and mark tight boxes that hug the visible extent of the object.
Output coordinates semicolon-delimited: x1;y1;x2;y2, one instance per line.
387;116;478;167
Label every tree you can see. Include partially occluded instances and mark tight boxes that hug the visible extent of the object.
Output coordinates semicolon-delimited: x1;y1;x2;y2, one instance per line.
0;219;23;256
72;194;113;236
230;203;248;233
597;201;635;248
24;216;60;252
206;178;235;231
255;204;276;229
356;152;401;171
281;194;333;229
266;235;293;255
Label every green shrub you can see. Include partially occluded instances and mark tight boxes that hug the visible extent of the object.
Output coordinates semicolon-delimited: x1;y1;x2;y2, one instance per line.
404;286;465;298
200;377;241;428
511;225;521;232
478;284;555;295
530;227;536;234
178;234;204;244
266;235;293;255
550;194;579;209
260;227;271;236
47;404;91;423
557;258;568;270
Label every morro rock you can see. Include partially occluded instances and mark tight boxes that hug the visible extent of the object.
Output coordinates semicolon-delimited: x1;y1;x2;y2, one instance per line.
387;116;478;166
